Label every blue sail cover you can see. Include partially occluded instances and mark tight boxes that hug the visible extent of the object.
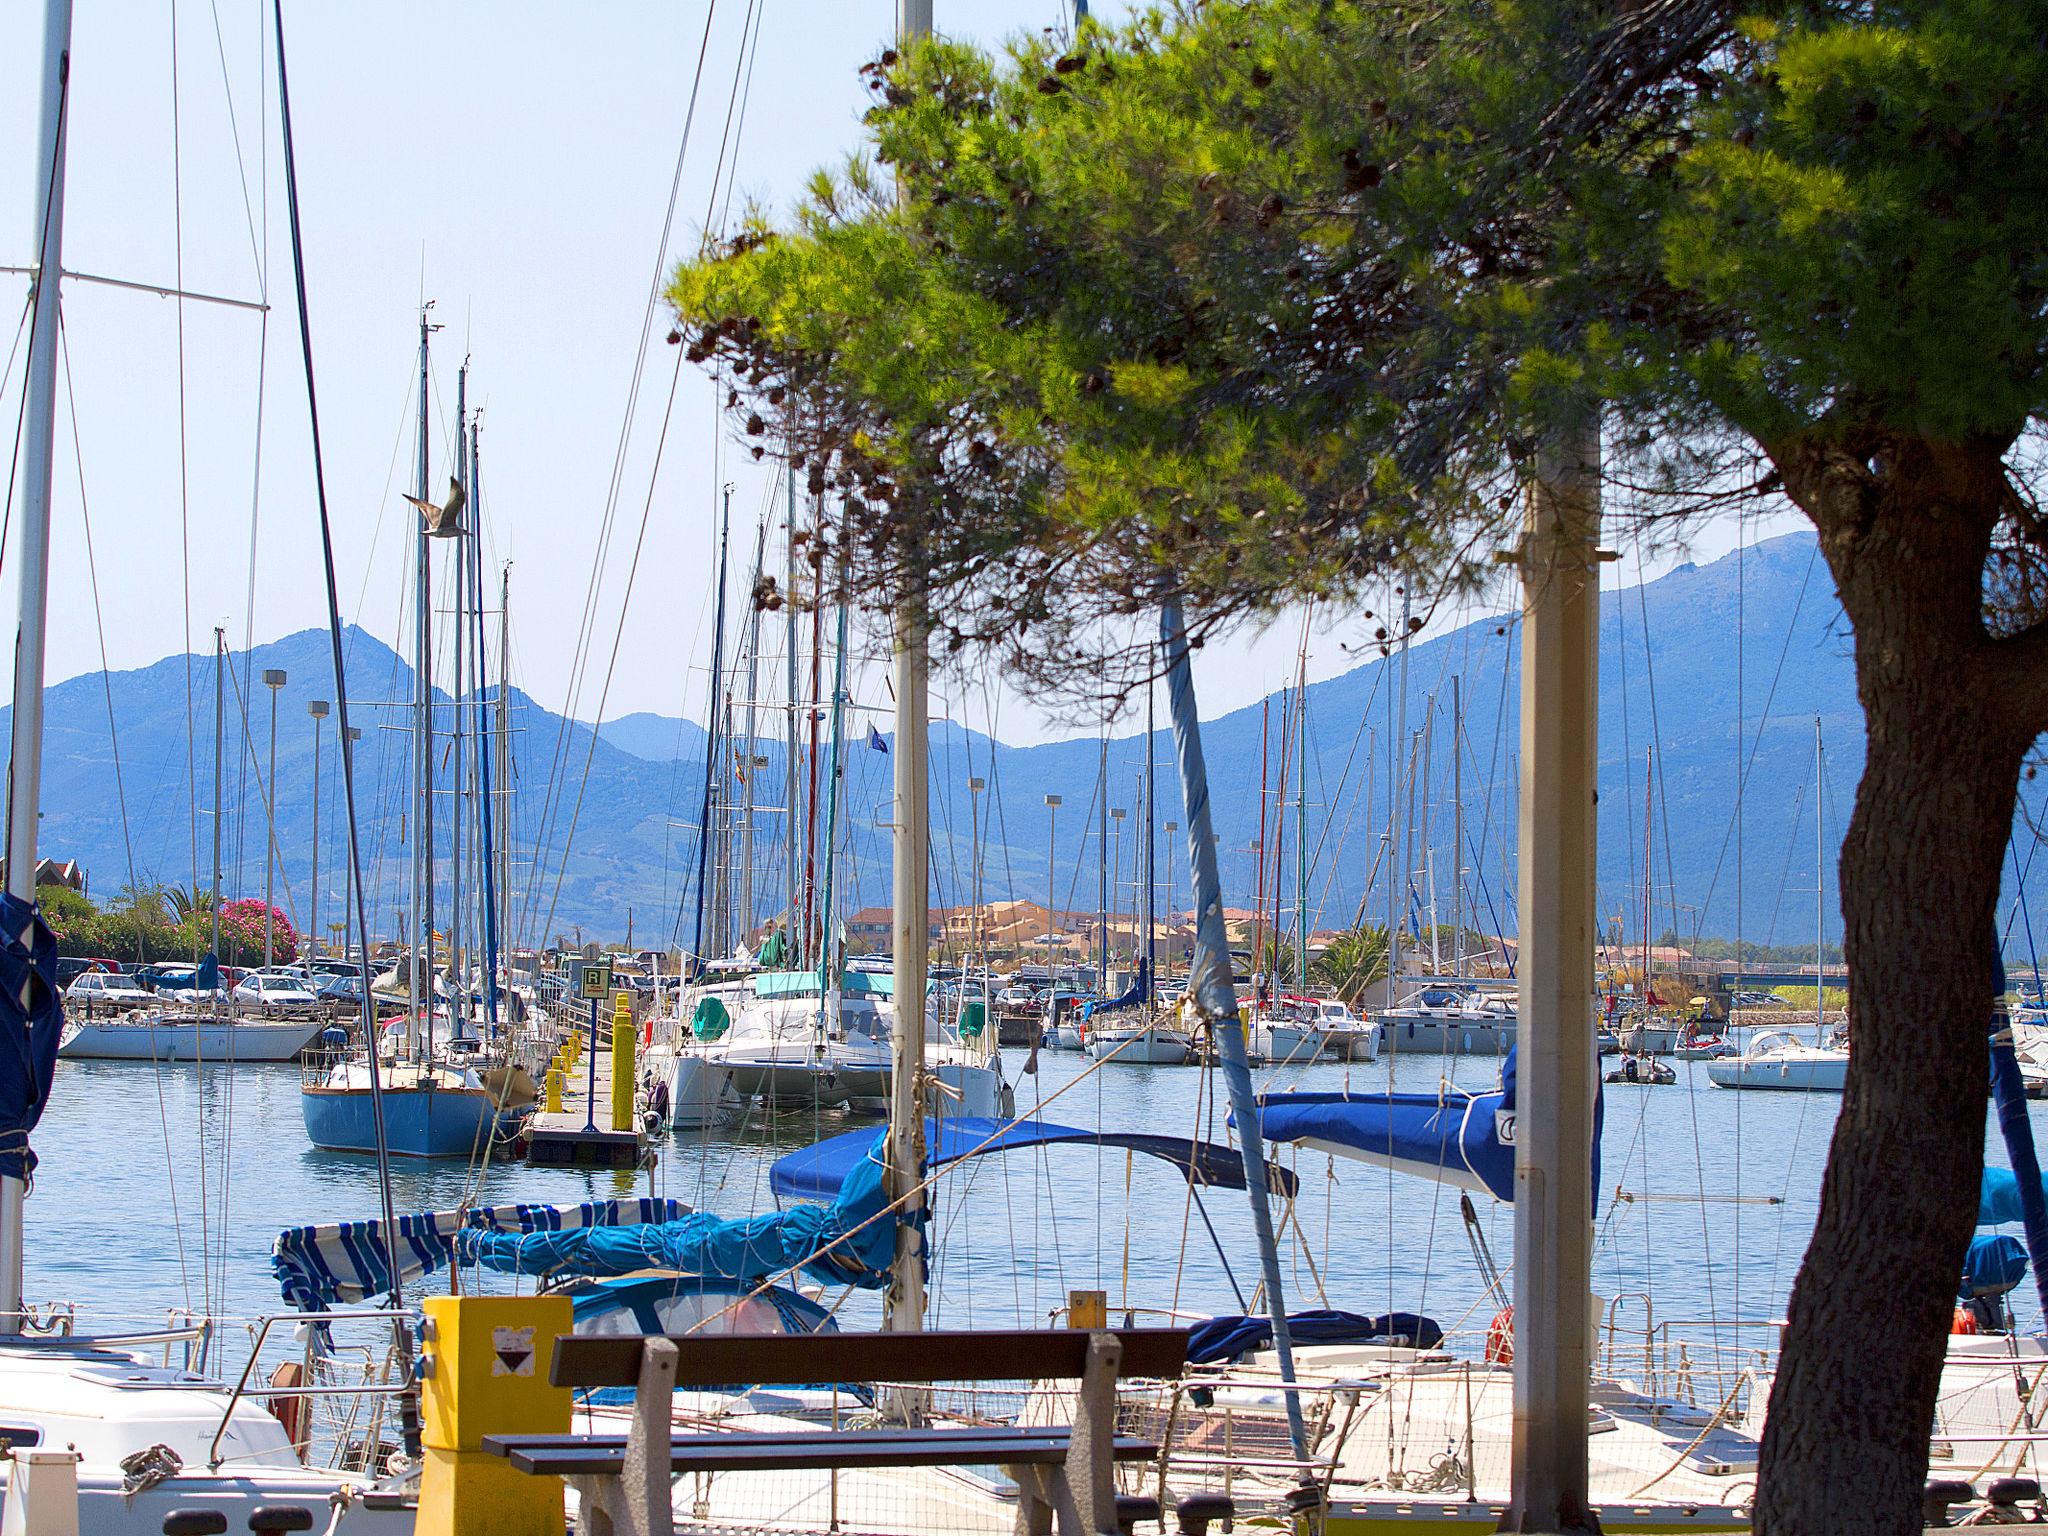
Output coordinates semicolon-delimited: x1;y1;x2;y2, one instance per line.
463;1130;903;1290
1187;1309;1446;1364
1250;1048;1600;1203
274;1197;690;1312
0;895;62;1184
1081;960;1151;1022
768;1115;1298;1203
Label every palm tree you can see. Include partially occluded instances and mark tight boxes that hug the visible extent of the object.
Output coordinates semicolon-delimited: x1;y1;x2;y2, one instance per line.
165;884;214;924
1311;925;1390;1006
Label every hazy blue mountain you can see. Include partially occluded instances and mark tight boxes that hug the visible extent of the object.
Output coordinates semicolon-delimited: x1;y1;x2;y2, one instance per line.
18;529;2028;953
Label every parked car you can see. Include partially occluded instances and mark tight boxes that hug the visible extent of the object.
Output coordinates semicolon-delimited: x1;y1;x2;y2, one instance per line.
65;971;155;1007
314;973;364;1004
231;973;319;1007
55;956;104;988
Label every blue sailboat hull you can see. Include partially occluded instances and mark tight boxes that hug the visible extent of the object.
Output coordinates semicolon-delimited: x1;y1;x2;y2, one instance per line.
301;1081;512;1159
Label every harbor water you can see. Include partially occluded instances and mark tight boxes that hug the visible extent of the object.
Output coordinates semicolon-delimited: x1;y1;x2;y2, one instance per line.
31;1042;2040;1351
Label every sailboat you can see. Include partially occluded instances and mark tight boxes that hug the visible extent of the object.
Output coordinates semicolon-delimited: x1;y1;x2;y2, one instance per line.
1708;719;1849;1093
299;334;533;1158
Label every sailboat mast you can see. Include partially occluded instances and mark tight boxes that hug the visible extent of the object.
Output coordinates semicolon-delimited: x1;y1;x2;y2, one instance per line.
1296;657;1308;993
1451;674;1463;979
471;422;500;1032
784;469;801;949
691;488;732;972
449;365;467;1033
0;0;72;1332
212;631;226;964
1390;584;1411;990
494;565;512;968
412;309;434;1058
1254;701;1269;997
1815;716;1825;1043
1145;659;1156;994
741;518;767;950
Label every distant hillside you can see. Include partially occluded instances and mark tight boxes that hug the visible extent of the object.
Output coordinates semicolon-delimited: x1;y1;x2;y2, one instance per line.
14;530;2032;952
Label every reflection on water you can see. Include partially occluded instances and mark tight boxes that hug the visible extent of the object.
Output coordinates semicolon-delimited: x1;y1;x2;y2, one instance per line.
25;1045;2038;1344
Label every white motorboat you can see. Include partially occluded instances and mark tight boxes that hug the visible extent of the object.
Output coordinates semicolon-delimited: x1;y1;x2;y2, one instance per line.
58;1009;327;1062
1705;1029;1849;1091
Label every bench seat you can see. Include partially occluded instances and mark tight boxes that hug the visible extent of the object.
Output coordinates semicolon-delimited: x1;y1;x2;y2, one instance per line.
485;1426;1160;1476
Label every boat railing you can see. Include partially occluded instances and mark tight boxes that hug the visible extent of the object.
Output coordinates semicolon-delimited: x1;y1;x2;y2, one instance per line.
207;1307;419;1474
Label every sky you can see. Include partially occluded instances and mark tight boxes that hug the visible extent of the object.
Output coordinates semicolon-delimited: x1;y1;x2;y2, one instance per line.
2;1;1803;749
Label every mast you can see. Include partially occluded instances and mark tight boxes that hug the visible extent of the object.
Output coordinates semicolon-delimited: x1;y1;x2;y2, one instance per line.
1097;725;1109;993
1389;583;1411;994
784;469;801;952
1254;700;1269;1001
212;631;225;967
412;308;435;1061
1815;716;1825;1044
471;424;500;1033
741;518;767;950
1452;674;1463;979
1144;658;1156;997
690;489;732;973
494;565;511;973
449;364;466;1035
802;500;824;963
1296;655;1308;993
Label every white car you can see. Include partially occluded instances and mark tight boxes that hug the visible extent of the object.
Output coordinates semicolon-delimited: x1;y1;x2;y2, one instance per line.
231;973;319;1008
65;971;154;1007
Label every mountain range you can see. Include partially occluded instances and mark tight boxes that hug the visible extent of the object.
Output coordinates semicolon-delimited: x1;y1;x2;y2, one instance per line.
13;528;2023;956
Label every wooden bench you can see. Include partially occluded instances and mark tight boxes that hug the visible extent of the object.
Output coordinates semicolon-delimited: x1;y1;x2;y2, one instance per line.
483;1326;1190;1536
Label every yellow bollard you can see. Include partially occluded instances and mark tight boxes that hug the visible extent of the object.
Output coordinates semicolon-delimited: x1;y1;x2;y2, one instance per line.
417;1293;573;1536
544;1068;563;1114
612;991;635;1132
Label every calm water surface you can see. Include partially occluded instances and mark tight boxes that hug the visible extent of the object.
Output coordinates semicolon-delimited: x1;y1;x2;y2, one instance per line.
25;1043;2040;1351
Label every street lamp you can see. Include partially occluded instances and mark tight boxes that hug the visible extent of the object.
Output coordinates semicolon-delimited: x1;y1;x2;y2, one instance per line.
1043;794;1062;979
262;668;287;965
307;700;330;971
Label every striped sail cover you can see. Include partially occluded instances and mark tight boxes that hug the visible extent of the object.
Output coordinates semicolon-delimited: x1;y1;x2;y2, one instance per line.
273;1197;690;1312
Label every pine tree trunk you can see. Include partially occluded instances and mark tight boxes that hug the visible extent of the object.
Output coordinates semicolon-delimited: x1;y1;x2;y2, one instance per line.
1756;436;2034;1536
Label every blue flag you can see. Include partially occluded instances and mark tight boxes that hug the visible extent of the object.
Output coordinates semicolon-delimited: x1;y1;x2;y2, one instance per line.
867;724;889;754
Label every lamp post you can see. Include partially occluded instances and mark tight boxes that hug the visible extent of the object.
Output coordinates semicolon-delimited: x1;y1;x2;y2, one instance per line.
262;668;287;965
343;726;362;958
1043;794;1062;981
308;699;330;973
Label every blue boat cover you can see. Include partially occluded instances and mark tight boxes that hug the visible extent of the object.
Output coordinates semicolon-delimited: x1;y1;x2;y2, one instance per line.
1982;1166;2025;1226
1082;960;1151;1022
1249;1048;1599;1203
273;1197;690;1311
767;1115;1298;1203
463;1130;903;1289
1186;1309;1445;1364
0;895;62;1184
1962;1233;2030;1299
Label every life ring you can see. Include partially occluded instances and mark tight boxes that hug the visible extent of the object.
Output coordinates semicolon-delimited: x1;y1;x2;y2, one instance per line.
1485;1305;1514;1363
266;1360;310;1458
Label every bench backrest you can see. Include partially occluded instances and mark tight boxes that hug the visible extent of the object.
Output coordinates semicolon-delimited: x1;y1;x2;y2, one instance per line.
550;1327;1189;1390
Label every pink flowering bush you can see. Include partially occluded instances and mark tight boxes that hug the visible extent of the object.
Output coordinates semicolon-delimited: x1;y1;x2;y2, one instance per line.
216;899;298;965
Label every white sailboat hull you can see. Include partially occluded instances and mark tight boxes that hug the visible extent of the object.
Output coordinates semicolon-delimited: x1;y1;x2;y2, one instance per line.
1705;1051;1848;1091
58;1013;325;1062
1087;1025;1195;1064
